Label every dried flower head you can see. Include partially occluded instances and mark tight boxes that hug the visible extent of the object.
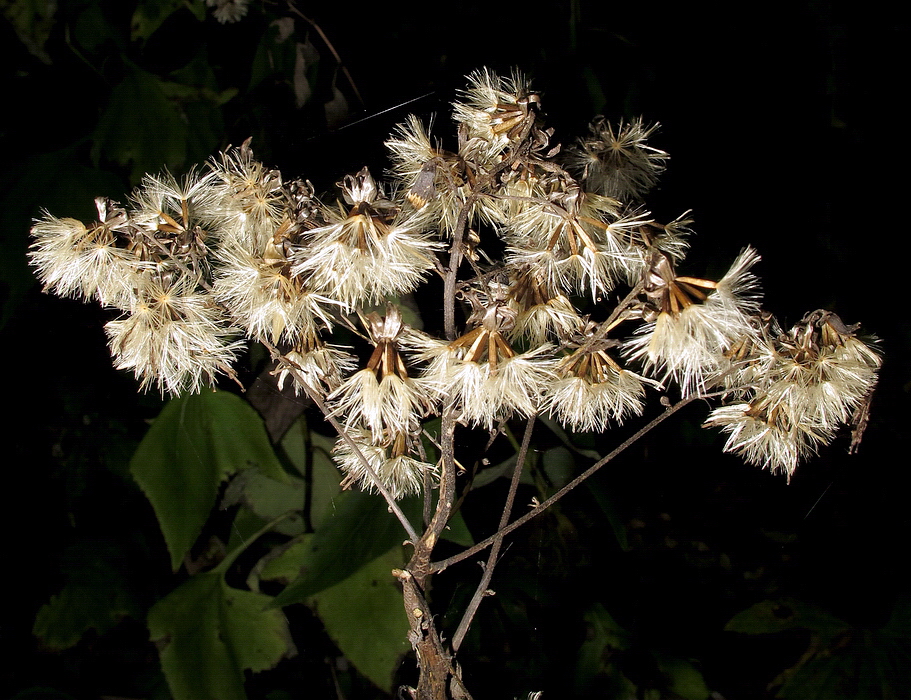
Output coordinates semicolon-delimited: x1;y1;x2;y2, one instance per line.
409;282;557;427
453;68;540;161
328;306;439;439
507;265;585;346
625;248;762;396
705;311;880;478
275;340;357;398
104;273;243;395
210;139;286;236
29;201;144;307
568;116;669;202
214;244;338;346
545;326;660;431
385;116;503;234
291;168;442;308
206;0;249;23
504;179;653;297
333;428;437;500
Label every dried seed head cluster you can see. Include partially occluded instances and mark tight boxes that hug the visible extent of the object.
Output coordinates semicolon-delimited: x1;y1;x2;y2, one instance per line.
30;172;243;395
290;168;443;308
405;279;564;429
327;307;439;498
704;311;880;478
567;116;669;202
30;69;879;492
545;321;662;432
624;247;762;396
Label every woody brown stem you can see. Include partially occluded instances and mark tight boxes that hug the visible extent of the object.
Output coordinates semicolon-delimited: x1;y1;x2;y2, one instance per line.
399;405;467;700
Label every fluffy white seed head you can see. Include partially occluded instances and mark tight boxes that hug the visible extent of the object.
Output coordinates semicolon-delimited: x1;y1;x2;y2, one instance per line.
626;248;762;396
213;245;338;345
29;213;144;307
275;342;357;398
104;274;243;395
333;429;437;500
567;116;669;202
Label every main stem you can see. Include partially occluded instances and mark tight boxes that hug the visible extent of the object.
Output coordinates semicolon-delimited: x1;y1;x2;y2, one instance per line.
398;404;466;700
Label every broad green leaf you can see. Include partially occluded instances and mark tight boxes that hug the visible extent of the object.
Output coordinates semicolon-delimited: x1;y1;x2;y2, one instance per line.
654;654;710;700
165;49;235;167
92;56;233;184
226;502;277;553
270;489;415;606
260;537;314;584
234;471;306;536
584;478;630;551
472;455;536;490
773;626;911;700
33;575;136;650
725;599;847;641
92;68;189;183
148;571;294;700
542;446;574;488
770;599;911;700
130;0;187;41
539;415;601;460
280;426;344;527
32;539;140;650
225;424;341;551
1;0;56;62
261;509;469;589
131;390;286;570
247;19;299;93
308;546;410;691
573;603;636;697
442;510;473;547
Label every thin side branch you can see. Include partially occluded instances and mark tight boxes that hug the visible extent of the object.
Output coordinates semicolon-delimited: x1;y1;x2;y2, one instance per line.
430;394;700;573
451;414;536;651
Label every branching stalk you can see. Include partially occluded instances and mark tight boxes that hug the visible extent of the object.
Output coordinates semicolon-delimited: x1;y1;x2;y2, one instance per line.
430;394;700;574
452;413;536;651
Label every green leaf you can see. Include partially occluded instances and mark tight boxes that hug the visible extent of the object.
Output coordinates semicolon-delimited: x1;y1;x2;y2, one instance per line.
1;0;56;62
33;575;136;650
130;0;188;41
93;68;189;183
539;415;601;460
584;478;630;551
280;427;344;527
441;510;473;547
148;572;295;700
541;446;574;488
233;471;307;536
654;654;710;700
270;489;413;606
308;546;410;691
259;537;314;584
131;390;286;570
573;603;635;697
725;599;847;640
32;539;141;650
765;599;911;700
247;20;299;93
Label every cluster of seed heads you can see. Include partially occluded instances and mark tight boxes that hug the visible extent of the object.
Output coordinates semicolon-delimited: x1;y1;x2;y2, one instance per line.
30;69;880;491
